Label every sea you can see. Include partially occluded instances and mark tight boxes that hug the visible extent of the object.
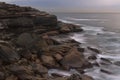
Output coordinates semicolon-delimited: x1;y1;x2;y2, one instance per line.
53;13;120;80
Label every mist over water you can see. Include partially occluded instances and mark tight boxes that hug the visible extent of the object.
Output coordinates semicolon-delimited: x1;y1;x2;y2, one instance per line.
55;13;120;80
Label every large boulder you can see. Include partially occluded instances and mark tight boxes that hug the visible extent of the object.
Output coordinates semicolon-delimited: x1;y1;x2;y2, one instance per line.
61;47;92;68
58;22;83;33
0;42;20;63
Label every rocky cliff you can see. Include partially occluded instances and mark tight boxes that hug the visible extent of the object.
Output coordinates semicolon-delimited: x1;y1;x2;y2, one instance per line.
0;2;94;80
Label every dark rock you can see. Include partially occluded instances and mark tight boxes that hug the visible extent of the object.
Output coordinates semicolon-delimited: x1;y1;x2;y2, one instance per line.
114;61;120;66
33;14;57;27
61;47;92;69
31;63;48;74
16;33;37;48
9;65;34;79
100;58;112;64
100;69;112;74
2;17;34;28
0;43;19;63
87;47;100;54
67;74;81;80
0;72;5;80
88;55;97;60
58;22;83;33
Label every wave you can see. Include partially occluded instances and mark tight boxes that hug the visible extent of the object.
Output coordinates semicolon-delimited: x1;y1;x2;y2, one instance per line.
58;19;75;24
82;26;104;32
66;17;107;21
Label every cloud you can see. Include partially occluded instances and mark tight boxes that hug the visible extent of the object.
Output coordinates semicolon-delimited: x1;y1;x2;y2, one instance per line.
0;0;120;12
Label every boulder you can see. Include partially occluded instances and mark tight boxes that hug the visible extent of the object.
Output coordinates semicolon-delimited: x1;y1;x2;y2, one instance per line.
58;22;83;33
16;33;37;48
0;43;20;63
61;47;92;68
41;55;58;67
87;47;100;54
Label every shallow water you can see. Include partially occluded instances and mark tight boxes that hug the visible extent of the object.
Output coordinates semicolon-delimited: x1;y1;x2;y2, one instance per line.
54;13;120;80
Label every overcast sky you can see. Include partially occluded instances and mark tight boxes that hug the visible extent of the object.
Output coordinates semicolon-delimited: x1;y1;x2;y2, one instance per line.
1;0;120;12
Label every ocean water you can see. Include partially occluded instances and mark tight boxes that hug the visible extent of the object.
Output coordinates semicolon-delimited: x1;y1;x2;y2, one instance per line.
54;13;120;80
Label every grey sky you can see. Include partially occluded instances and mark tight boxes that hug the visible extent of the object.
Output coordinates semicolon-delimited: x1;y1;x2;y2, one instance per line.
1;0;120;12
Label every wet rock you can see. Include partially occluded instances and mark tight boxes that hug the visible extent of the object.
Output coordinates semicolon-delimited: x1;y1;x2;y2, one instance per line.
61;47;92;69
81;75;94;80
87;47;100;54
58;22;83;33
0;43;20;63
113;61;120;66
88;55;97;60
67;74;81;80
100;58;112;64
100;69;112;74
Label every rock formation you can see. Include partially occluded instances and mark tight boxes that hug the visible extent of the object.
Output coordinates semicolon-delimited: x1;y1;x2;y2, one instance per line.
0;2;94;80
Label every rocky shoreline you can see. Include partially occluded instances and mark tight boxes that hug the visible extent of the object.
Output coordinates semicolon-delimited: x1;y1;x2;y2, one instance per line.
0;2;98;80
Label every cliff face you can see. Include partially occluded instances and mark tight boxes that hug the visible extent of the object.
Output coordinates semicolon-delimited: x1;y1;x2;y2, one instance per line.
0;2;57;29
0;2;94;80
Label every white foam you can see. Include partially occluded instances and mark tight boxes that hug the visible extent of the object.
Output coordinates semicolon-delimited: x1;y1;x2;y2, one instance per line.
97;54;120;60
66;17;107;21
58;19;75;24
70;34;86;43
82;26;104;32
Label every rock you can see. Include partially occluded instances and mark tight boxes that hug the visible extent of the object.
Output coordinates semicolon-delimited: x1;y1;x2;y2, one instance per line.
41;55;58;68
31;63;48;74
49;77;68;80
100;58;112;64
33;14;57;27
67;74;81;80
5;75;18;80
88;55;97;60
9;65;34;79
87;47;100;54
114;61;120;66
3;17;34;28
16;33;37;48
81;75;94;80
61;47;92;69
100;69;112;74
58;22;83;33
0;72;5;80
53;54;63;61
0;43;20;63
44;31;59;36
34;36;60;52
